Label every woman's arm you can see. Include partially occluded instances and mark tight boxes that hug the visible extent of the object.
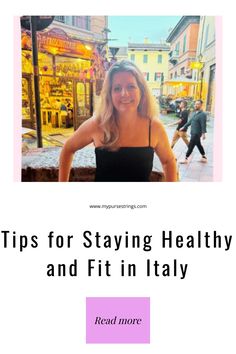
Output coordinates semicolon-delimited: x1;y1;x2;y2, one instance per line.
58;118;96;182
153;119;178;182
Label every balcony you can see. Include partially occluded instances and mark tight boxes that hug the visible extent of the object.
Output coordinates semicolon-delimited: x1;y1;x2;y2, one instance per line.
169;50;179;65
185;68;192;79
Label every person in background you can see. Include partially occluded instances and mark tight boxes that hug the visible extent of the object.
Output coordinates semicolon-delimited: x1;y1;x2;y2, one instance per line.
179;99;207;164
167;100;189;149
60;100;68;127
59;60;178;182
66;99;73;127
60;100;67;112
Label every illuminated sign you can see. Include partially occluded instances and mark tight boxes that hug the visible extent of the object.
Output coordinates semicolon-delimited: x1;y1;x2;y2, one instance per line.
22;28;93;58
190;61;204;70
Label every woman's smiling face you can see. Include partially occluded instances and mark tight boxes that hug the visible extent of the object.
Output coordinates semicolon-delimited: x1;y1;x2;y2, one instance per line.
111;71;141;115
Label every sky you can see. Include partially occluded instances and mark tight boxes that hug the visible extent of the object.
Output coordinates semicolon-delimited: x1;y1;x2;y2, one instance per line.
108;16;182;46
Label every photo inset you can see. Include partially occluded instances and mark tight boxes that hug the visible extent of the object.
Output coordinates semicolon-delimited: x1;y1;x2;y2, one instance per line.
20;16;217;182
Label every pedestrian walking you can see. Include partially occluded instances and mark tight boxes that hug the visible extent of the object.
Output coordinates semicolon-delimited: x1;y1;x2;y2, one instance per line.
179;99;207;164
167;100;189;148
59;60;177;182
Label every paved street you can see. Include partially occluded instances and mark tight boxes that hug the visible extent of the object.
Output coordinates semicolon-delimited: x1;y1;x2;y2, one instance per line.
163;115;214;182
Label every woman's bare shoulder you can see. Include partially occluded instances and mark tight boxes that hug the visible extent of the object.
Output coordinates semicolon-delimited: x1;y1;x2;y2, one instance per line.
151;117;168;147
79;115;99;130
75;116;102;137
151;116;163;127
151;117;166;134
64;116;102;152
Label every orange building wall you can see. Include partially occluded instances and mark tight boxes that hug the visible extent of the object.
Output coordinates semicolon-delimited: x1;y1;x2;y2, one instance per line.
90;16;107;35
189;23;199;51
168;22;199;78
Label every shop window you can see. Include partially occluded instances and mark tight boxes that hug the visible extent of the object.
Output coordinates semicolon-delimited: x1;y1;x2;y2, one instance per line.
74;81;91;128
85;82;91;117
55;56;90;79
76;82;86;116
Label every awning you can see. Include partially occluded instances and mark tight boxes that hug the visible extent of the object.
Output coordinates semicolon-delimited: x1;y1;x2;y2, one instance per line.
164;78;198;85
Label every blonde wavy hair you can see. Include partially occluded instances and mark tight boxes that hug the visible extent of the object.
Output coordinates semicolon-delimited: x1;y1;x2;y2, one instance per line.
95;60;158;147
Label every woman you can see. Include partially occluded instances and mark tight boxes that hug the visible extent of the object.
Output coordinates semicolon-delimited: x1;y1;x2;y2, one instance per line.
59;60;177;182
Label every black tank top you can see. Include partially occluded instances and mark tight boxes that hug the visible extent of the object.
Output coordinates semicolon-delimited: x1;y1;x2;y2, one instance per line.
95;120;154;182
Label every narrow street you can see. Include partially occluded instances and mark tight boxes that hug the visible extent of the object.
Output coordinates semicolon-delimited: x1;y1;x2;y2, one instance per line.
163;115;214;182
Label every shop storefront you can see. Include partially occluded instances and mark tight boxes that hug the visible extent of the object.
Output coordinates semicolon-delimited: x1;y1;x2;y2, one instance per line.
163;78;198;99
21;27;105;132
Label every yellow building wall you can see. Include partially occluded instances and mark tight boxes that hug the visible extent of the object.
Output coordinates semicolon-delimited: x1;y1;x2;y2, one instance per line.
128;50;169;97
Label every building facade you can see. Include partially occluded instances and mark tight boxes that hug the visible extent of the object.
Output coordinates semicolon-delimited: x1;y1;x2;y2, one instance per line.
127;41;170;98
164;16;200;98
196;16;216;114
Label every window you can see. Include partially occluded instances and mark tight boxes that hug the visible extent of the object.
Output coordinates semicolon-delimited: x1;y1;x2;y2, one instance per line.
170;73;173;79
157;54;162;64
143;72;149;81
55;16;65;23
175;42;180;56
174;71;177;78
143;54;148;63
180;67;185;75
130;54;135;62
204;24;209;49
154;72;162;81
183;34;187;53
73;16;90;31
